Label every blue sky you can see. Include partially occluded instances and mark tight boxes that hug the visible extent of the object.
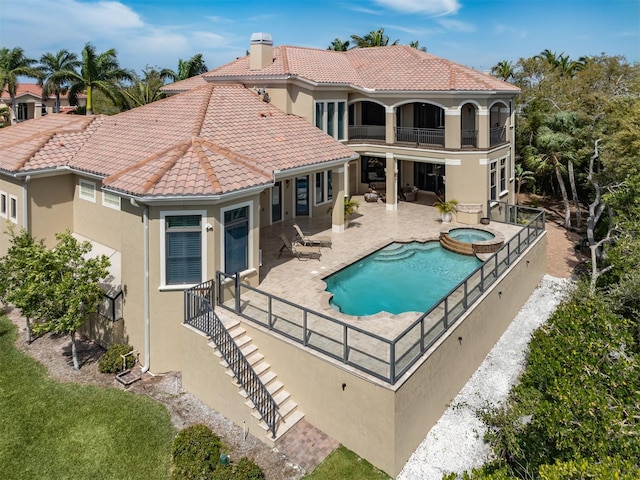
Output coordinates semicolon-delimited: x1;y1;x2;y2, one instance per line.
1;0;638;74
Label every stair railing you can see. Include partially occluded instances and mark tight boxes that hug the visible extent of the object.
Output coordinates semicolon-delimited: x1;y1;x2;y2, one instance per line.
184;280;280;438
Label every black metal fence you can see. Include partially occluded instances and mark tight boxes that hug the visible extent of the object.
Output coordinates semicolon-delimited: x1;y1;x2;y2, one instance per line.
184;279;279;438
215;204;545;385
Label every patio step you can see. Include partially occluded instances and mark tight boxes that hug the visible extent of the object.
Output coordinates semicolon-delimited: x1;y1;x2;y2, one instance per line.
207;321;304;443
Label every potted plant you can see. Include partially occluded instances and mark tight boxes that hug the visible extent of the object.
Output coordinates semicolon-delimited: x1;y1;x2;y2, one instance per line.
344;197;359;226
435;199;458;223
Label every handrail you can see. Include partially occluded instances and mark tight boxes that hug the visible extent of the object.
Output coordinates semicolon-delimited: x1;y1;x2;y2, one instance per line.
184;280;280;438
490;126;507;145
395;126;445;147
212;203;545;385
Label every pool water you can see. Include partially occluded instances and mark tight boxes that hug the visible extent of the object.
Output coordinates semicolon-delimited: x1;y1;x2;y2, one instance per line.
324;241;482;316
448;228;495;243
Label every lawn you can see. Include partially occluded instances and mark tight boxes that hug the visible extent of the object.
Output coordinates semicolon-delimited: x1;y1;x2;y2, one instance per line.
0;315;174;479
303;445;391;479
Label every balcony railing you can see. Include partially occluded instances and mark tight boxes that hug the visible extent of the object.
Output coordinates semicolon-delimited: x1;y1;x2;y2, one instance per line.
348;125;385;141
214;203;545;385
184;279;280;438
490;126;507;146
461;129;478;147
395;126;445;147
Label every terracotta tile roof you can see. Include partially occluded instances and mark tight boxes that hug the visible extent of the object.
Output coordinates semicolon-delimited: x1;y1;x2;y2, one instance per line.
0;114;95;172
203;45;519;93
0;84;357;198
0;83;83;100
160;74;207;94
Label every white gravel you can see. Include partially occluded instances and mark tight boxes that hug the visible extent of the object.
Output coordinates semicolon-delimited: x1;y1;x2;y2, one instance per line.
397;275;573;480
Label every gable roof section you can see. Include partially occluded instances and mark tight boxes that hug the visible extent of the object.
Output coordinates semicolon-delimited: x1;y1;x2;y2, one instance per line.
203;45;519;93
0;84;357;198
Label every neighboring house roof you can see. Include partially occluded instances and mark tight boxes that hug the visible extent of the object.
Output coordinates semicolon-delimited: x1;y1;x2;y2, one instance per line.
0;83;82;101
161;74;208;94
0;83;357;199
195;45;519;93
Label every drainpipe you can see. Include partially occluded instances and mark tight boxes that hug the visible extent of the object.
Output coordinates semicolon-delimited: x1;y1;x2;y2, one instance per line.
22;175;31;231
131;198;150;373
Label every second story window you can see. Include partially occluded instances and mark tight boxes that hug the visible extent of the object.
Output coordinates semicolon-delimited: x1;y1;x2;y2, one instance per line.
79;179;96;202
315;101;347;140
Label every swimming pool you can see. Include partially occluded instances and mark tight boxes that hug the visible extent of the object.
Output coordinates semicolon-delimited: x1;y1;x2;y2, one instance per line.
324;241;482;316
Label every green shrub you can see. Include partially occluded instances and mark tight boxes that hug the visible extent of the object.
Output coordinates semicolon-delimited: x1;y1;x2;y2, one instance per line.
172;424;222;480
98;343;135;373
231;457;265;480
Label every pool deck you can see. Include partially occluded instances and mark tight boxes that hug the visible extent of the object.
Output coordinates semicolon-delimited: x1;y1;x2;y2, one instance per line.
252;194;523;341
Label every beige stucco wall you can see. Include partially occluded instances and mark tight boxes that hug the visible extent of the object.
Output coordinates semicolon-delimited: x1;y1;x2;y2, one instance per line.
0;176;26;254
28;175;74;246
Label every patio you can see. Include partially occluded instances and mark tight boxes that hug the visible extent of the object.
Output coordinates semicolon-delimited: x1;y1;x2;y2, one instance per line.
252;194;523;341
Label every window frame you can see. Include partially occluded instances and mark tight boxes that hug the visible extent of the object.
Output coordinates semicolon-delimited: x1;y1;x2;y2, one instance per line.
79;179;96;202
9;194;17;223
499;157;508;195
314;170;333;206
314;100;347;140
102;191;121;210
0;191;7;219
220;200;254;275
489;161;498;203
159;210;207;290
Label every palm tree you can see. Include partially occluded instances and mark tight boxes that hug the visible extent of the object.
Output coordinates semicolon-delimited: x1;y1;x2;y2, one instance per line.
122;67;173;108
0;47;41;122
350;28;399;48
327;38;350;51
38;49;81;113
409;40;427;52
524;112;581;228
162;53;208;82
491;60;514;81
535;49;561;69
68;43;132;115
514;163;536;204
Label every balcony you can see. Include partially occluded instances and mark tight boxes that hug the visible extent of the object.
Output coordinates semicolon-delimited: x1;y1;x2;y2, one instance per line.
348;125;385;141
395;127;445;147
490;126;507;146
461;129;478;148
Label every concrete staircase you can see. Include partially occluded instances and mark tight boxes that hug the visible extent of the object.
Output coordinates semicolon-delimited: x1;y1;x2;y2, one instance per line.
210;318;304;443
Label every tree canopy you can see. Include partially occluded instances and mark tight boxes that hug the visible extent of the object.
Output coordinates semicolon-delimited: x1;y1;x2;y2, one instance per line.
0;229;110;369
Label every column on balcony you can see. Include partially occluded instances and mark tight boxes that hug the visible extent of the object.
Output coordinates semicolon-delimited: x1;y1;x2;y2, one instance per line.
385;106;396;144
477;108;489;149
444;108;461;149
331;166;346;233
385;153;398;211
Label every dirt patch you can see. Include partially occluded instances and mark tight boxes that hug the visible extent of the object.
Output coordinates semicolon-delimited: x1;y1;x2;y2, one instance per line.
519;193;589;278
5;307;303;480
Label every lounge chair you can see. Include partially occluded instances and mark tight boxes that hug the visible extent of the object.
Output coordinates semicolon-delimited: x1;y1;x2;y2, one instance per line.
278;233;321;260
293;224;332;248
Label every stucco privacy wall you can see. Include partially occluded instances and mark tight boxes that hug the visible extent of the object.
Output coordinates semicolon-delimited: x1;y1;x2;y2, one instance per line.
179;232;546;477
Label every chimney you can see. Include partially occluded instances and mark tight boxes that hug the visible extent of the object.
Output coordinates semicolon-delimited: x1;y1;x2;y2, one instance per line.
249;32;273;70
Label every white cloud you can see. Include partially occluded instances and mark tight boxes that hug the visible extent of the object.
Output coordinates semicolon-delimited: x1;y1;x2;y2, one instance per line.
437;18;475;33
0;0;243;73
373;0;461;16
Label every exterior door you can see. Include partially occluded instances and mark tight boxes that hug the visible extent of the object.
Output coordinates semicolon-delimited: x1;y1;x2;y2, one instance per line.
271;181;282;222
295;176;309;216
